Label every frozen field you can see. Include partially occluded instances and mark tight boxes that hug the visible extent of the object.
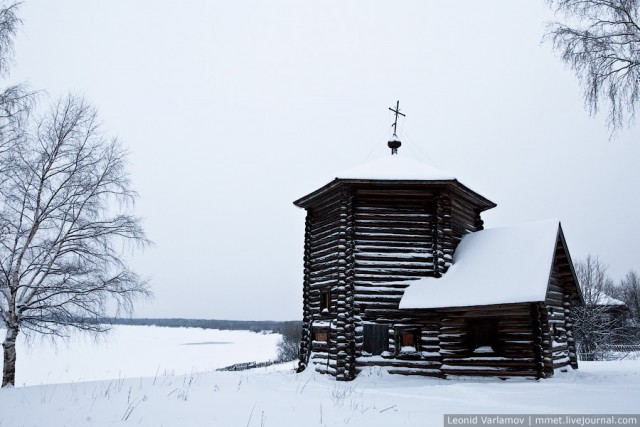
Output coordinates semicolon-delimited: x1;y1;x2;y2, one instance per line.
1;325;280;386
1;326;639;426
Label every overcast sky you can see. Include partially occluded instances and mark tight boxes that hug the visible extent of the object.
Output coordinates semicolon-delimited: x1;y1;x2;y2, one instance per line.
9;1;639;321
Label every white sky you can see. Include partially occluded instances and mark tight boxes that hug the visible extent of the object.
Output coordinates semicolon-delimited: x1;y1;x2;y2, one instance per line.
10;1;639;321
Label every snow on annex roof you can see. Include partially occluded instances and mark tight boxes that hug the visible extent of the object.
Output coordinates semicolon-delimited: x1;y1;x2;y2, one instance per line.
399;219;562;310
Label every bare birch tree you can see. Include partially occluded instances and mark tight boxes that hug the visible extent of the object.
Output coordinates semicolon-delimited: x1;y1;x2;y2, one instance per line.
546;0;640;133
0;95;150;387
276;321;302;362
573;255;627;360
0;1;32;175
619;270;640;328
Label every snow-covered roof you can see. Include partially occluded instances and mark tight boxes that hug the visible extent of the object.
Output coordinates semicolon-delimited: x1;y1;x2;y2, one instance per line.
294;153;496;210
336;154;456;181
593;293;626;306
399;219;562;309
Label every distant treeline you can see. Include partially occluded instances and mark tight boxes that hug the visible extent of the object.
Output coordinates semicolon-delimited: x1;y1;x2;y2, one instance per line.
95;318;302;334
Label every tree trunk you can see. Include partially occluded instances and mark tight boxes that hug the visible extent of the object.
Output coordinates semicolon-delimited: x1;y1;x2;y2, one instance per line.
2;325;18;387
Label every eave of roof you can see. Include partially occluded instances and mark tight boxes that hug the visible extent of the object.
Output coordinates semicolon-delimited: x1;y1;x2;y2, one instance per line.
293;177;496;212
293;155;495;210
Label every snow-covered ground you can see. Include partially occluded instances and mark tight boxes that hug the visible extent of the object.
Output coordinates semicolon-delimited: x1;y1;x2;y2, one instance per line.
1;325;280;386
1;326;639;426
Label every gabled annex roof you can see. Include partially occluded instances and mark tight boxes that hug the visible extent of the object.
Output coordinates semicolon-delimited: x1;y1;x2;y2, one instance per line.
400;219;569;309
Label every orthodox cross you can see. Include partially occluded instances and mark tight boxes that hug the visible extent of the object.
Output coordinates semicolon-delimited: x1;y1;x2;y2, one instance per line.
387;101;405;154
389;100;405;136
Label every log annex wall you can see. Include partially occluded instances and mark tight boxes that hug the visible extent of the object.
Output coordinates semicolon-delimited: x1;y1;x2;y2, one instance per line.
296;180;579;380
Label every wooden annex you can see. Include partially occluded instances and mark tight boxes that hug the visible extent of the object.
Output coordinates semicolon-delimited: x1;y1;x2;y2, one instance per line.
294;151;583;380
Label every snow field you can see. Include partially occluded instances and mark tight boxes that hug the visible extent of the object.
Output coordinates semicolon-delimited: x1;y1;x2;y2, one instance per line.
1;325;639;426
1;361;639;426
1;325;280;386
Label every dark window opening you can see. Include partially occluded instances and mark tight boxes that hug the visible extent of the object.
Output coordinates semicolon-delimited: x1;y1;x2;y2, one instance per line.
468;320;500;355
363;324;389;355
320;290;331;313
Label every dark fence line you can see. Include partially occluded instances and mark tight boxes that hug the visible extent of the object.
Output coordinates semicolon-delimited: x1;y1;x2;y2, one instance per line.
216;360;279;372
578;343;640;361
605;344;640;352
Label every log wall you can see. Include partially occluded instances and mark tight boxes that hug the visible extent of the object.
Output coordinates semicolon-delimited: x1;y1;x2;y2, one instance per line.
298;211;313;371
356;311;443;377
351;188;483;316
333;191;356;380
352;189;436;319
557;236;580;369
437;304;539;378
545;267;571;372
299;190;345;376
299;188;358;379
354;304;545;378
298;183;579;380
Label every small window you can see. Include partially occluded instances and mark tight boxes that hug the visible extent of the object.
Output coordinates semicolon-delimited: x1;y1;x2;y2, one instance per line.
320;290;331;313
397;329;419;353
401;331;416;347
468;319;499;355
314;330;329;343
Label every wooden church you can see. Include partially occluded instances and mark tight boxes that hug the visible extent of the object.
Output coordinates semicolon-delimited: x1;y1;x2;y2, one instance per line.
294;104;583;380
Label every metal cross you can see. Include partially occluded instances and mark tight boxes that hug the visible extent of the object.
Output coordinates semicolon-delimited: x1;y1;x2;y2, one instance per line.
388;100;405;136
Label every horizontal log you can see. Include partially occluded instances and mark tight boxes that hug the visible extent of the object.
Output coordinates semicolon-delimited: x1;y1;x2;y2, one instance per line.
355;228;433;238
354;276;416;284
435;303;533;314
309;224;342;240
355;282;411;289
355;244;433;252
443;359;536;368
387;369;443;377
310;213;344;230
354;202;432;211
355;268;435;276
309;212;342;230
355;260;433;269
355;246;433;258
356;219;432;229
308;262;342;274
310;199;345;218
309;268;341;280
308;233;343;251
362;310;439;321
355;235;434;244
500;327;536;334
355;254;433;263
309;279;338;288
355;289;405;298
356;359;442;369
308;241;341;257
501;350;537;359
355;295;402;304
443;368;537;377
355;188;436;197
